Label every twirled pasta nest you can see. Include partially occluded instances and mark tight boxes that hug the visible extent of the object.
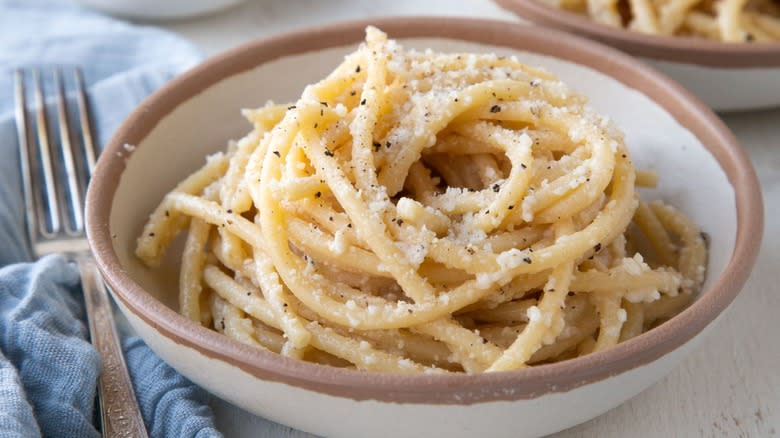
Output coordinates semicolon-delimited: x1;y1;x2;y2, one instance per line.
137;27;707;373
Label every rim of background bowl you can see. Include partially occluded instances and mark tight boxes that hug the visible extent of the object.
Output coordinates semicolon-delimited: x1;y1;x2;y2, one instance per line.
86;16;763;404
495;0;780;68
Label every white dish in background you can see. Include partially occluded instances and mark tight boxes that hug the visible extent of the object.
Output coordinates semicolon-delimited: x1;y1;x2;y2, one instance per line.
86;18;762;438
643;59;780;112
496;0;780;112
75;0;244;20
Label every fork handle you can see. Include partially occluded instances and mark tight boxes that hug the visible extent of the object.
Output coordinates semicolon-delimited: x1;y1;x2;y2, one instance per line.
77;254;149;438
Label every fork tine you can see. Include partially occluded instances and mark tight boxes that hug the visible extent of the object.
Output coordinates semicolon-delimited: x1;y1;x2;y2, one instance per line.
54;68;84;234
14;70;38;247
32;69;60;237
73;69;97;177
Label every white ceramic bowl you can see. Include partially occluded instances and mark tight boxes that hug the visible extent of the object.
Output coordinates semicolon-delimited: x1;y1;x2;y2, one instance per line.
75;0;244;20
86;18;762;438
496;0;780;112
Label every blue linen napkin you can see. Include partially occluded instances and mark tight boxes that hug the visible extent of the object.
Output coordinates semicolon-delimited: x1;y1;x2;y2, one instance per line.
0;1;223;436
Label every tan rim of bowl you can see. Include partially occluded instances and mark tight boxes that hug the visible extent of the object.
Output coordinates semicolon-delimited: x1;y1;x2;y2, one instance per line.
495;0;780;68
86;17;763;404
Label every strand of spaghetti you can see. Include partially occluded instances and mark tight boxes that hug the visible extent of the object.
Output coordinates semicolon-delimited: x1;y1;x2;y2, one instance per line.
530;302;600;363
649;201;707;292
221;128;263;213
284;136;311;178
634;201;677;267
741;17;775;41
643;293;692;323
305;322;434;373
620;301;645;341
530;156;617;226
136;152;228;266
251;321;285;352
571;268;682;294
659;0;703;34
215;226;249;275
532;147;591;185
462;299;536;324
313;264;398;291
542;0;587;9
487;218;575;371
328;328;455;370
242;103;289;131
249;245;312;351
210;293;267;350
577;336;597;356
718;0;750;41
285;200;369;250
685;12;722;39
472;154;504;187
457;271;551;312
424;154;470;188
311;52;366;104
405;161;440;203
635;169;658;188
591;291;625;351
747;12;780;38
587;0;623;26
396;197;451;236
486;226;547;252
269;175;329;201
629;0;662;33
414;319;503;372
425;189;493;214
286;218;391;277
252;322;346;368
370;81;408;161
425;239;499;274
179;218;210;323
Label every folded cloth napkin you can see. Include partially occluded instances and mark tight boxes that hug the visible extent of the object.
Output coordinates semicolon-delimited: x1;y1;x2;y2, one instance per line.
0;1;223;436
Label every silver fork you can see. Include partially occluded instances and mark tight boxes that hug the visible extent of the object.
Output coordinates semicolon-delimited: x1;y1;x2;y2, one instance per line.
14;68;148;438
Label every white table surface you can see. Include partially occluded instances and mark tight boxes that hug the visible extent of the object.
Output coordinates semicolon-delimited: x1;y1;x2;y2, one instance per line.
145;1;779;436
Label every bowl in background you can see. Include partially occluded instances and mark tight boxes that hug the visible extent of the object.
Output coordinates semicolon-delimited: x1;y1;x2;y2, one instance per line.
495;0;780;112
75;0;244;20
85;17;762;438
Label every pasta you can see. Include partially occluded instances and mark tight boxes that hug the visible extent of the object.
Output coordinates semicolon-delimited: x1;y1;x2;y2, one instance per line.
543;0;780;42
136;27;707;373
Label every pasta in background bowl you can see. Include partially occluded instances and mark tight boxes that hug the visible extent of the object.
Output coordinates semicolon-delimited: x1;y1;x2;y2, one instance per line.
540;0;779;42
86;18;762;438
495;0;780;111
